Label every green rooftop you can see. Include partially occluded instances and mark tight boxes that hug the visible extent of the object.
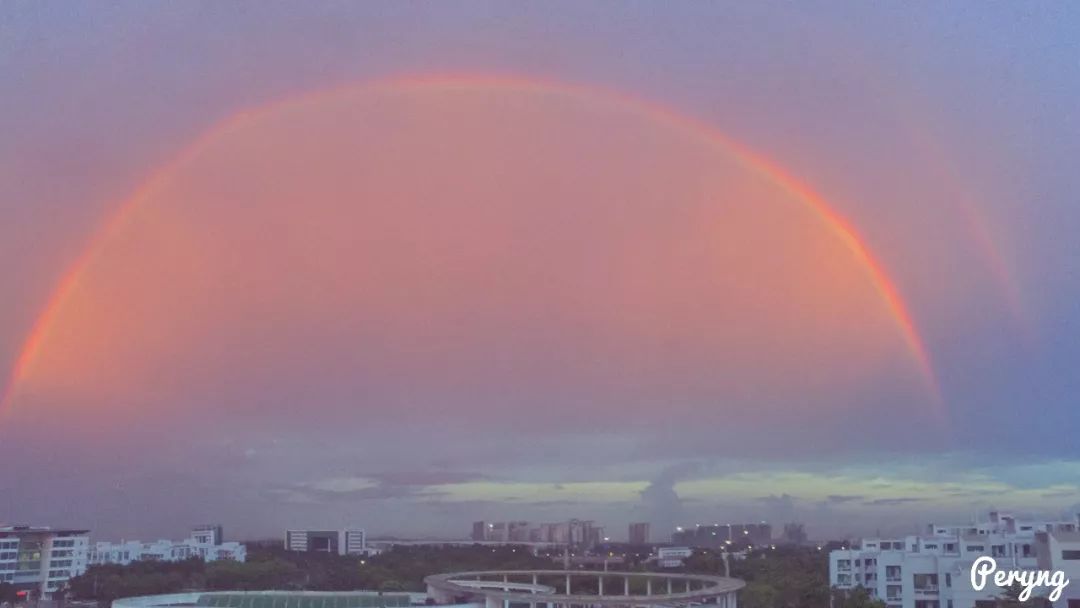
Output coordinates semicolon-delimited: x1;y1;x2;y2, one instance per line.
196;594;411;608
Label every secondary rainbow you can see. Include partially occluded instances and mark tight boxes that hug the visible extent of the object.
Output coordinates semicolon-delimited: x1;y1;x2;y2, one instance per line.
0;73;942;415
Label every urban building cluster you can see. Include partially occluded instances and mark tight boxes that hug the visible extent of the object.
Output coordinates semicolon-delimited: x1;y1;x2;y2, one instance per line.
671;522;774;549
470;519;607;547
829;512;1080;608
0;523;242;601
90;525;246;565
284;528;369;556
465;519;786;551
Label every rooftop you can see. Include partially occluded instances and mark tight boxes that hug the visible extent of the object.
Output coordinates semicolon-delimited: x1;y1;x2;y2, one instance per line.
0;525;89;535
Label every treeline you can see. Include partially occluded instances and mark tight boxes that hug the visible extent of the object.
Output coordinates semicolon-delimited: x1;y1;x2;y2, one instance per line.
680;546;846;608
67;544;553;603
67;557;302;602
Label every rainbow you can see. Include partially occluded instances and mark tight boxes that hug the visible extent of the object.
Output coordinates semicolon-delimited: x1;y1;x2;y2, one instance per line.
0;73;942;414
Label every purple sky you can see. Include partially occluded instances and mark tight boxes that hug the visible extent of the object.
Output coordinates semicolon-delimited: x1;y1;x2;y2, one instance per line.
1;2;1079;542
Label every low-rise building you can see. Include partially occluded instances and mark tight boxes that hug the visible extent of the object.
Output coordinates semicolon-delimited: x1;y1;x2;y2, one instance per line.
0;525;90;599
656;546;693;568
284;528;368;556
90;525;245;565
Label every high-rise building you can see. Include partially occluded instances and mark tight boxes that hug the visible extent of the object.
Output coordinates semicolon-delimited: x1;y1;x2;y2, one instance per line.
466;519;604;548
829;512;1080;608
489;522;508;542
561;519;602;547
471;521;489;541
781;523;807;546
284;528;367;555
508;521;531;542
0;525;90;600
629;522;650;545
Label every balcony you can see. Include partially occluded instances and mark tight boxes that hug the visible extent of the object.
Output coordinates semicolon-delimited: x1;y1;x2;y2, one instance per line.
915;586;940;596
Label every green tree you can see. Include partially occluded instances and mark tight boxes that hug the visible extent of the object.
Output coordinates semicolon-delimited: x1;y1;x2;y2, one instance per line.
833;586;886;608
997;582;1051;608
741;582;780;608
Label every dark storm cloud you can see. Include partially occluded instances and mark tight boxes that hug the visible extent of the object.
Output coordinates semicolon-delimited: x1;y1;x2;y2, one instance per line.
1041;489;1079;499
863;498;926;507
826;495;865;504
363;471;488;487
639;462;701;532
263;472;490;504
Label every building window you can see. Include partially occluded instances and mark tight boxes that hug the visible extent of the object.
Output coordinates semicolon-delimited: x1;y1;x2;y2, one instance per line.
914;574;939;590
1062;550;1080;560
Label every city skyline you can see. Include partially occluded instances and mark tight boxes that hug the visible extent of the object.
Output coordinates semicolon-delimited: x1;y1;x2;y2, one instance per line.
2;2;1079;541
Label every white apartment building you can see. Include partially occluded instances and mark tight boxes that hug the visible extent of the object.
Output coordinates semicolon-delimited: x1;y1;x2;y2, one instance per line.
90;525;245;565
1035;529;1080;608
0;525;90;599
284;528;368;556
830;512;1080;608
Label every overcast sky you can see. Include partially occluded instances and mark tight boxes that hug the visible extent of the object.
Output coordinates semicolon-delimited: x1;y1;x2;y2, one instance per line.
1;2;1079;543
